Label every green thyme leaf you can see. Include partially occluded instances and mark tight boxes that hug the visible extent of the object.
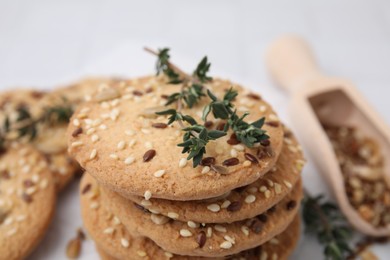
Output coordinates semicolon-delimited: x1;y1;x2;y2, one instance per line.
193;56;212;83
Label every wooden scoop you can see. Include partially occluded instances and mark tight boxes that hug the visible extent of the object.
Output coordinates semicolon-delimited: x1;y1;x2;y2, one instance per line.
266;35;390;236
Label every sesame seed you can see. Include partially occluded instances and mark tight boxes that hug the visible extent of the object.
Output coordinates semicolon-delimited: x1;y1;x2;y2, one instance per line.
264;190;271;198
86;128;95;135
140;200;152;206
144;190;152;200
90;202;99;209
113;216;121;225
261;251;268;260
137;251;147;257
221;200;231;209
207;227;213;237
109;154;119;160
201;166;210;174
288;145;298;153
245;195;256;204
284;180;293;188
167;212;179;219
214;225;227;233
16;215;26;222
150;214;169;225
259;186;268;192
141;128;151;134
164;252;174;258
241;226;249;236
267;179;274;187
220;241;232;249
243;160;251;167
207;204;221;213
89;149;97;160
121;238;129;248
179;229;193;237
91;134;99;142
71;141;83;147
103;227;115;235
99;124;107;130
274;183;282;194
144;142;153;149
117;141;126;150
4;217;13;225
187;221;199;228
129;140;136;147
73;119;80;126
154;170;166;178
125;130;135;136
270;238;279;244
269;114;279;121
178;158;187;168
230;149;238;157
124;156;135;165
233;144;245;151
224;235;235;244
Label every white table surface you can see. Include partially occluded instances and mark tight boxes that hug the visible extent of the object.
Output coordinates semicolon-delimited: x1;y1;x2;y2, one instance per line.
0;0;389;259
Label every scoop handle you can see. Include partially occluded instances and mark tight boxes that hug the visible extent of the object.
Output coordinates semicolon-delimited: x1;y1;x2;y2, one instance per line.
266;35;324;94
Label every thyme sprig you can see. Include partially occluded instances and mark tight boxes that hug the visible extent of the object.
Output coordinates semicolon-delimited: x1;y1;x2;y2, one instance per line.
145;47;269;167
0;104;73;152
303;192;353;260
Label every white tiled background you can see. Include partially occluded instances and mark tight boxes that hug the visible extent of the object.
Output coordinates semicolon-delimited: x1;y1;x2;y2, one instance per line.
1;0;389;259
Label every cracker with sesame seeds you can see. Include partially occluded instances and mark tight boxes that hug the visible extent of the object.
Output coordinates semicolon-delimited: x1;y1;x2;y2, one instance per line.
0;89;82;192
81;173;300;260
68;76;285;201
116;127;304;224
99;174;302;257
0;145;56;260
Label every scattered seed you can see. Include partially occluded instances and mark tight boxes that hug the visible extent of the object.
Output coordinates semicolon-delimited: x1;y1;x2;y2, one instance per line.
200;157;216;166
227;133;240;145
187;221;199;228
244;153;258;164
247;93;261;100
245;195;256;204
89;149;97;160
66;237;81;258
151;214;170;225
274;183;282;194
179;229;192;237
178;158;187;168
214;225;227;233
133;90;143;96
103;227;115;235
222;158;239;167
109;154;119;160
143;190;152;201
153;169;166;178
221;200;231;209
201;166;210;174
207;204;221;213
143;149;156;162
152;123;168;129
220;241;233;249
167;212;179;219
197;231;206;248
124;156;135;165
260;139;270;146
264;190;271;198
72;127;83;137
117;141;126;150
121;238;130;248
266;121;279;127
82;184;91;194
241;226;249;236
207;227;213;237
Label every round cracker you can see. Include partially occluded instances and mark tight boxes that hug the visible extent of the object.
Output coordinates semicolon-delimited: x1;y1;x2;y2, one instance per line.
69;76;284;200
0;145;56;260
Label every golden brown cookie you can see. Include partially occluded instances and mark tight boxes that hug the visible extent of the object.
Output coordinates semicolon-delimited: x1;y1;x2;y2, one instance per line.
0;89;78;191
45;151;81;192
0;145;56;260
81;174;300;260
98;175;302;257
118;127;304;223
68;76;285;201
